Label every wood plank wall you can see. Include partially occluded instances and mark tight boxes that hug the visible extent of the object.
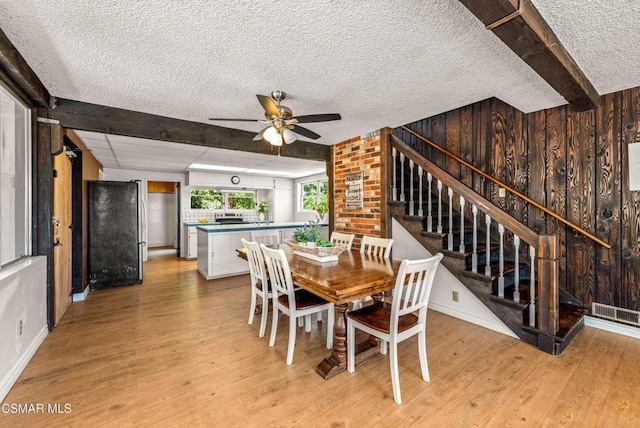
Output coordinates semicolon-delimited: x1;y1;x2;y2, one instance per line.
395;87;640;312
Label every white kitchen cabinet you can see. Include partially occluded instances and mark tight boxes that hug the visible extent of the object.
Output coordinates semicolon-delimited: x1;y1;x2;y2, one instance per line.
197;229;251;279
185;225;198;259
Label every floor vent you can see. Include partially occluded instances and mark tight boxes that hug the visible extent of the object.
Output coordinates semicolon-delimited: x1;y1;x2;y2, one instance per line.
592;303;640;327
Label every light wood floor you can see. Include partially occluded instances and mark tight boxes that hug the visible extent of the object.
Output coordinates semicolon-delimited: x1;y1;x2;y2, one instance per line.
3;253;640;427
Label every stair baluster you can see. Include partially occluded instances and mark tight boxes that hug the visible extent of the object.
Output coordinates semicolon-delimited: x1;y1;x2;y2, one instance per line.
409;159;415;216
447;188;454;251
459;196;465;254
392;147;397;201
498;224;505;298
529;246;536;327
485;214;491;277
399;152;406;202
437;180;443;233
417;166;424;217
471;205;478;273
427;173;433;232
513;235;520;302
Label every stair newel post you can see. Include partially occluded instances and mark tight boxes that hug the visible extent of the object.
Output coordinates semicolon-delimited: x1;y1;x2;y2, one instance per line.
391;147;397;201
408;159;415;216
459;196;465;254
529;245;536;327
513;234;520;302
427;173;433;232
498;224;505;298
399;152;405;202
417;166;424;217
471;205;478;273
485;214;492;277
437;180;443;234
447;188;454;251
537;235;559;335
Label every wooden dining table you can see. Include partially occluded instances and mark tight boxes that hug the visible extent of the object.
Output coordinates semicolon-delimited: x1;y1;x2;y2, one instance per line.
238;244;401;379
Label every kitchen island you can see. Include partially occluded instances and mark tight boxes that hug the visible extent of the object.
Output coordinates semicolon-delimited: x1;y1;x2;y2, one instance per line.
196;222;328;280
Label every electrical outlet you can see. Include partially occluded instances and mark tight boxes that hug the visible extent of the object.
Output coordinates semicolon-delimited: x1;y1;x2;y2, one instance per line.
498;187;506;198
17;319;23;336
452;291;459;302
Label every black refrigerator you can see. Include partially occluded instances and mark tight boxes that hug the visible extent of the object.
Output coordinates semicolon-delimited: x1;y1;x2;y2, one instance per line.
88;180;144;289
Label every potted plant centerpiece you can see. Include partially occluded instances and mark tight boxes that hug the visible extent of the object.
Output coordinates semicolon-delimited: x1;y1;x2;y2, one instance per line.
288;219;346;263
257;201;268;223
292;219;320;247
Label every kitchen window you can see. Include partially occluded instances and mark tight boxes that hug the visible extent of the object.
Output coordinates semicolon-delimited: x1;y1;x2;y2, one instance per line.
0;82;31;267
190;189;255;210
299;179;327;211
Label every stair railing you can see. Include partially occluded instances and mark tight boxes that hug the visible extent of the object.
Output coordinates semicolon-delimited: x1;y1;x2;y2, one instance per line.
390;134;563;334
398;126;611;250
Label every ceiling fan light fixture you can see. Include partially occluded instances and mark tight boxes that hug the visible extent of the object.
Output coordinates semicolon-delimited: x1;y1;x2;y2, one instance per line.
263;126;282;146
282;128;296;144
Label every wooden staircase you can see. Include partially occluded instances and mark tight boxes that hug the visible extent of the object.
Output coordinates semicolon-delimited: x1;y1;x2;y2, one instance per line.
387;133;590;355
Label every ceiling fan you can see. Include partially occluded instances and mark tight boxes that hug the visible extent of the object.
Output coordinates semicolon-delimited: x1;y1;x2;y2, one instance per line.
208;90;341;146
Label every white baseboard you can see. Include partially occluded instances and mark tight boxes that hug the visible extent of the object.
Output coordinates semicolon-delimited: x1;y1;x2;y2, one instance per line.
0;325;48;402
429;302;519;339
585;316;640;339
72;286;91;302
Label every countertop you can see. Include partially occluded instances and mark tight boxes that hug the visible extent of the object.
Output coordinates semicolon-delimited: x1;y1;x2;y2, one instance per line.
195;221;328;233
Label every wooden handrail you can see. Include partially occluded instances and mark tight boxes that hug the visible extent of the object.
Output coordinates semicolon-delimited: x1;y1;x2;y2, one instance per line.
399;126;611;249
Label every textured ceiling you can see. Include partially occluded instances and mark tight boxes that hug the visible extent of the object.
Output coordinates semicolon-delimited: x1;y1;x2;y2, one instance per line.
1;0;639;174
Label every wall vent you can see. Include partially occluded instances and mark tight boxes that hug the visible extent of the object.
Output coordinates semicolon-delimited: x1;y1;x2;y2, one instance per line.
592;303;640;327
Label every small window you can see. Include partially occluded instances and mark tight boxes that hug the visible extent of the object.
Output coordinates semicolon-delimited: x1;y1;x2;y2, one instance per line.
227;192;255;209
190;189;256;210
190;189;222;209
300;179;327;211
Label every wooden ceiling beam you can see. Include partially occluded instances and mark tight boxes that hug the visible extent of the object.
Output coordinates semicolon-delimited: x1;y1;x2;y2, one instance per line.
50;98;331;162
459;0;599;111
0;28;50;108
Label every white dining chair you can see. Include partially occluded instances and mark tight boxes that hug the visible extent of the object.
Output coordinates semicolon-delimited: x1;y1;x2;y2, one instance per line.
352;235;395;310
241;238;272;338
347;253;443;404
251;229;280;247
330;231;355;251
360;235;393;258
261;244;335;365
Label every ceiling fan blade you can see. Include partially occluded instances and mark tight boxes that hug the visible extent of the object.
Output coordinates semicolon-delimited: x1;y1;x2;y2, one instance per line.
257;94;281;118
208;118;259;122
294;113;342;123
291;125;321;140
253;127;270;141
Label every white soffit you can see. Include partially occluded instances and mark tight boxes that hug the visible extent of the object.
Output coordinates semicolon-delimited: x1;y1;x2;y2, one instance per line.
74;130;326;178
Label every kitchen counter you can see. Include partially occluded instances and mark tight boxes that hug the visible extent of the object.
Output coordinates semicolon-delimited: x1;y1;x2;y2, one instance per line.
183;221;220;227
196;221;328;233
195;221;328;279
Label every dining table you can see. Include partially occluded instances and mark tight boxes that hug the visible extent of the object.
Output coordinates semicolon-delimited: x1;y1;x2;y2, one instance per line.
238;244;401;379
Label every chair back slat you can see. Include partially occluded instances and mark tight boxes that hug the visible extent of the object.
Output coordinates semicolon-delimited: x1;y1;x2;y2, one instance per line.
251;230;281;247
261;244;295;303
242;238;267;285
330;232;355;251
392;254;443;327
360;236;394;258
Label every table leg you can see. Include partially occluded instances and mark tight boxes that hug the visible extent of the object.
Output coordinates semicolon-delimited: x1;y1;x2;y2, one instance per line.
316;303;348;379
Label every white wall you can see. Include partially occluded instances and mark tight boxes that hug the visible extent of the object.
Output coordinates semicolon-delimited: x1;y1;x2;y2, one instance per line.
0;256;47;402
392;219;517;338
147;192;175;247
